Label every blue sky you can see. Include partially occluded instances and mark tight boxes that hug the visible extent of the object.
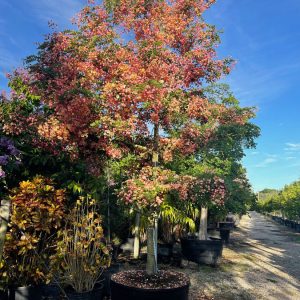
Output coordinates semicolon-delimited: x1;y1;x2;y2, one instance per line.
1;0;300;192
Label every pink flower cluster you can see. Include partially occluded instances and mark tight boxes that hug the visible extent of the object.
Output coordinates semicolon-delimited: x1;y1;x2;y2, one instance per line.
175;175;227;206
118;166;176;211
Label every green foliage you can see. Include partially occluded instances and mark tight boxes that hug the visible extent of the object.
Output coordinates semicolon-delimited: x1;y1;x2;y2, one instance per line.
159;198;197;243
258;181;300;221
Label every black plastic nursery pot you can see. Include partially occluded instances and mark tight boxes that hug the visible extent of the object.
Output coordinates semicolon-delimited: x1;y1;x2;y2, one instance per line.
220;229;230;244
181;237;223;266
226;216;240;227
0;289;8;300
291;221;297;229
65;283;104;300
158;243;173;263
101;263;121;297
218;221;234;230
8;285;42;300
40;283;61;298
110;270;190;300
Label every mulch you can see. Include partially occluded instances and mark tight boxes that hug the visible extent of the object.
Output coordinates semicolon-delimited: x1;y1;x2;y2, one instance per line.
111;269;190;289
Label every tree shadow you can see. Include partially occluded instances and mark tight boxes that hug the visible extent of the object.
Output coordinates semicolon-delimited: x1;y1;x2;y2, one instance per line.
184;212;300;300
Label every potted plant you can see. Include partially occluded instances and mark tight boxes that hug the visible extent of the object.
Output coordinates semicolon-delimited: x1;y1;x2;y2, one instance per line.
114;166;190;300
180;174;227;266
52;196;110;300
0;176;67;300
157;200;197;264
218;218;234;244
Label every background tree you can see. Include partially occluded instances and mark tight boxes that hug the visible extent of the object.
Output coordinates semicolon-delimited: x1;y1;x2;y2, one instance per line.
258;181;300;221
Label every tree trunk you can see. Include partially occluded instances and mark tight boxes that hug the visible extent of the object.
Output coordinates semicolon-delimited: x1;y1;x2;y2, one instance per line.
146;226;158;275
154;218;158;249
106;166;111;244
0;198;11;261
133;212;140;259
199;206;208;240
146;123;160;275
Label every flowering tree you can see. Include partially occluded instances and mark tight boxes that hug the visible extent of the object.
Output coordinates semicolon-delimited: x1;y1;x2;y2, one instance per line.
175;173;226;240
1;0;257;276
119;166;177;272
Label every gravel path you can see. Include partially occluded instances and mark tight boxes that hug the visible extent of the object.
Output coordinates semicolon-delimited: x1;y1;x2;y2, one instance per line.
184;211;300;300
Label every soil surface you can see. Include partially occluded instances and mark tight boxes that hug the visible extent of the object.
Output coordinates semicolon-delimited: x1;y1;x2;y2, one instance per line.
111;270;189;289
181;211;300;300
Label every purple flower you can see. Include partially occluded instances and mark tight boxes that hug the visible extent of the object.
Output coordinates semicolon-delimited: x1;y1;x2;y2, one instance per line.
0;137;21;157
0;155;9;166
0;137;22;179
0;137;12;148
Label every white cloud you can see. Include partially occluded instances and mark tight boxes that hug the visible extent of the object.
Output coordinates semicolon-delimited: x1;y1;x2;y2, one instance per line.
255;157;277;168
285;156;296;160
284;143;300;152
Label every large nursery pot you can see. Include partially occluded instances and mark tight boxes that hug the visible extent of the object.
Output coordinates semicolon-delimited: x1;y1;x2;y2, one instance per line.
157;242;173;263
40;283;61;299
219;229;230;244
181;237;223;266
226;215;241;228
0;289;8;300
101;263;121;297
110;270;190;300
218;221;234;230
8;286;42;300
65;283;104;300
290;221;297;230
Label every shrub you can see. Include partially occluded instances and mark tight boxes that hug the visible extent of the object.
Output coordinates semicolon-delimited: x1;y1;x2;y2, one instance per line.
52;197;111;293
0;176;66;287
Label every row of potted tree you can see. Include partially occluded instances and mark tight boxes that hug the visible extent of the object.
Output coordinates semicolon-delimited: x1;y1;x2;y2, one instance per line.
257;182;300;232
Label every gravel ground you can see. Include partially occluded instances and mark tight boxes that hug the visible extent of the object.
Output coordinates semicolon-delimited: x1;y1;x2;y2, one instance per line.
118;212;300;299
180;211;300;300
